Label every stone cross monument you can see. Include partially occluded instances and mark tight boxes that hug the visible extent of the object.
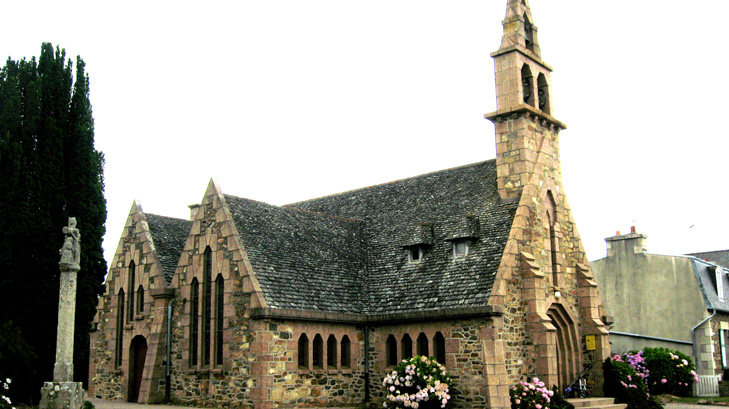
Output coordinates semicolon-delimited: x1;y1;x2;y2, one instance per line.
40;217;86;409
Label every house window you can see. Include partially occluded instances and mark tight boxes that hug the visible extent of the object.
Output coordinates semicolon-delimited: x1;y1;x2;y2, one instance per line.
202;246;212;367
190;278;199;366
409;246;423;263
313;334;324;369
341;335;351;368
115;289;125;368
386;335;398;366
127;261;135;323
401;334;413;360
136;285;144;315
453;240;469;258
298;334;309;369
434;332;446;364
417;333;429;356
327;335;337;369
215;274;224;366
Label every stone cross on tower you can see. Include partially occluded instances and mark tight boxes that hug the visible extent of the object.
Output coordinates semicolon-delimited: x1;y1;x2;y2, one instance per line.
40;217;86;409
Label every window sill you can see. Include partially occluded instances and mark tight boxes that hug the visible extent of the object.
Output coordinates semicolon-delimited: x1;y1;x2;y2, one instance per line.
124;323;133;330
134;314;145;320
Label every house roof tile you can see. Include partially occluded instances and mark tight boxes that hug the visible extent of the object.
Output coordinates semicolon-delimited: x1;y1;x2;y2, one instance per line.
145;213;192;285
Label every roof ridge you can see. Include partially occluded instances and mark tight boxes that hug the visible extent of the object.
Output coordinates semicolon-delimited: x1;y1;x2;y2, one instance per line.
143;212;191;222
287;159;495;207
224;193;362;224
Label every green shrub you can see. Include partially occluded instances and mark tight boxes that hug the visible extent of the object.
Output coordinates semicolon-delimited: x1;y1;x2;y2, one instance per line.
83;401;96;409
642;348;698;396
603;354;663;409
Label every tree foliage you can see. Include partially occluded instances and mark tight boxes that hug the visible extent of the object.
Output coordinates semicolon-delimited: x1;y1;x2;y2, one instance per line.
0;43;106;404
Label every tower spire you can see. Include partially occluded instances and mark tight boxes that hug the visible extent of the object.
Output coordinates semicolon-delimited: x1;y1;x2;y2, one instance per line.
485;0;566;200
499;0;541;57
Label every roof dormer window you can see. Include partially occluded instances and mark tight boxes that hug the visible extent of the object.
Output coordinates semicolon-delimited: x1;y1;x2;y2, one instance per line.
453;239;469;258
408;246;424;263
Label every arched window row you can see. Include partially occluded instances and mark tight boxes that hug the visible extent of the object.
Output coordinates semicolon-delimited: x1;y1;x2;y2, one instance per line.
297;333;352;371
386;331;446;367
122;260;147;324
520;64;551;115
188;247;226;369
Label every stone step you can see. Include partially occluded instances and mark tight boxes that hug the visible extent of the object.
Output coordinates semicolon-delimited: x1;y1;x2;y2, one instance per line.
567;397;626;409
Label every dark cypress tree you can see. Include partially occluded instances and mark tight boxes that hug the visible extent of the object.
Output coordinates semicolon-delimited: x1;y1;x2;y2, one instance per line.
65;55;107;387
0;43;106;404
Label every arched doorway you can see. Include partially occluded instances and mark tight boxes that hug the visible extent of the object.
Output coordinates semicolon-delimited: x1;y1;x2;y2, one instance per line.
128;335;148;402
547;304;580;389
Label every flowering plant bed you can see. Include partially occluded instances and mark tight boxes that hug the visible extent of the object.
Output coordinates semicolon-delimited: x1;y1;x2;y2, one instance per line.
510;378;554;409
382;356;452;409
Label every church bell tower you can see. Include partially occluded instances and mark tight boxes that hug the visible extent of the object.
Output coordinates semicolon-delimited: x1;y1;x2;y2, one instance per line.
485;0;567;201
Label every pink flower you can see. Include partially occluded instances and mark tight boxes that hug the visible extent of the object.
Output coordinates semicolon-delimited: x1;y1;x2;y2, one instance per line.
536;405;542;409
661;379;667;384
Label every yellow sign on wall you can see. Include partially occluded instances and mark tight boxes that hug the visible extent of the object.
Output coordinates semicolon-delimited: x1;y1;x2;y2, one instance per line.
585;335;596;351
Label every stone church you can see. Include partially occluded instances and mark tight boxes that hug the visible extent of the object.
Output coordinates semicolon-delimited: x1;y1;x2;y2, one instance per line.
88;1;611;408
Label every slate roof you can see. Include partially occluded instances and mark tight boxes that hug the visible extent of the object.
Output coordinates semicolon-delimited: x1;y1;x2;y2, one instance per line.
145;213;192;285
224;196;366;314
284;159;519;315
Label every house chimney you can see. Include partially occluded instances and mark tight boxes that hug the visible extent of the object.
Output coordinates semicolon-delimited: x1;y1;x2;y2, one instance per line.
605;227;648;257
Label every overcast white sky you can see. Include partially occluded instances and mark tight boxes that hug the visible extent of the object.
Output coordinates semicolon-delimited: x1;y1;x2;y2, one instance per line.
3;1;728;267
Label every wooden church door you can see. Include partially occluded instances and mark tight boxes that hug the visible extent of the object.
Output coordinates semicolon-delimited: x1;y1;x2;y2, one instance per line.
128;335;148;402
547;305;580;390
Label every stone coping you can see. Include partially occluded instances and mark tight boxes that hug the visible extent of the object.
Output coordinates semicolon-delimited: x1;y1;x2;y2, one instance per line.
250;305;504;324
485;103;567;131
490;44;553;71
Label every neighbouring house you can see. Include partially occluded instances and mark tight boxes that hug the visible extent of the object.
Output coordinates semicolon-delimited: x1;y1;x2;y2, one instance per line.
689;250;729;270
88;1;611;408
592;228;729;380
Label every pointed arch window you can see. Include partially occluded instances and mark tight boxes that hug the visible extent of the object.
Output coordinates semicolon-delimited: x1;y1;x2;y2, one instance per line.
521;65;535;107
341;335;351;368
136;285;144;315
434;332;446;364
298;334;309;369
537;73;550;114
202;246;212;367
524;14;535;52
546;191;559;287
126;261;135;323
215;274;224;366
115;289;125;368
417;333;429;357
327;335;338;369
401;334;413;360
313;334;324;369
190;278;199;366
386;335;398;366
